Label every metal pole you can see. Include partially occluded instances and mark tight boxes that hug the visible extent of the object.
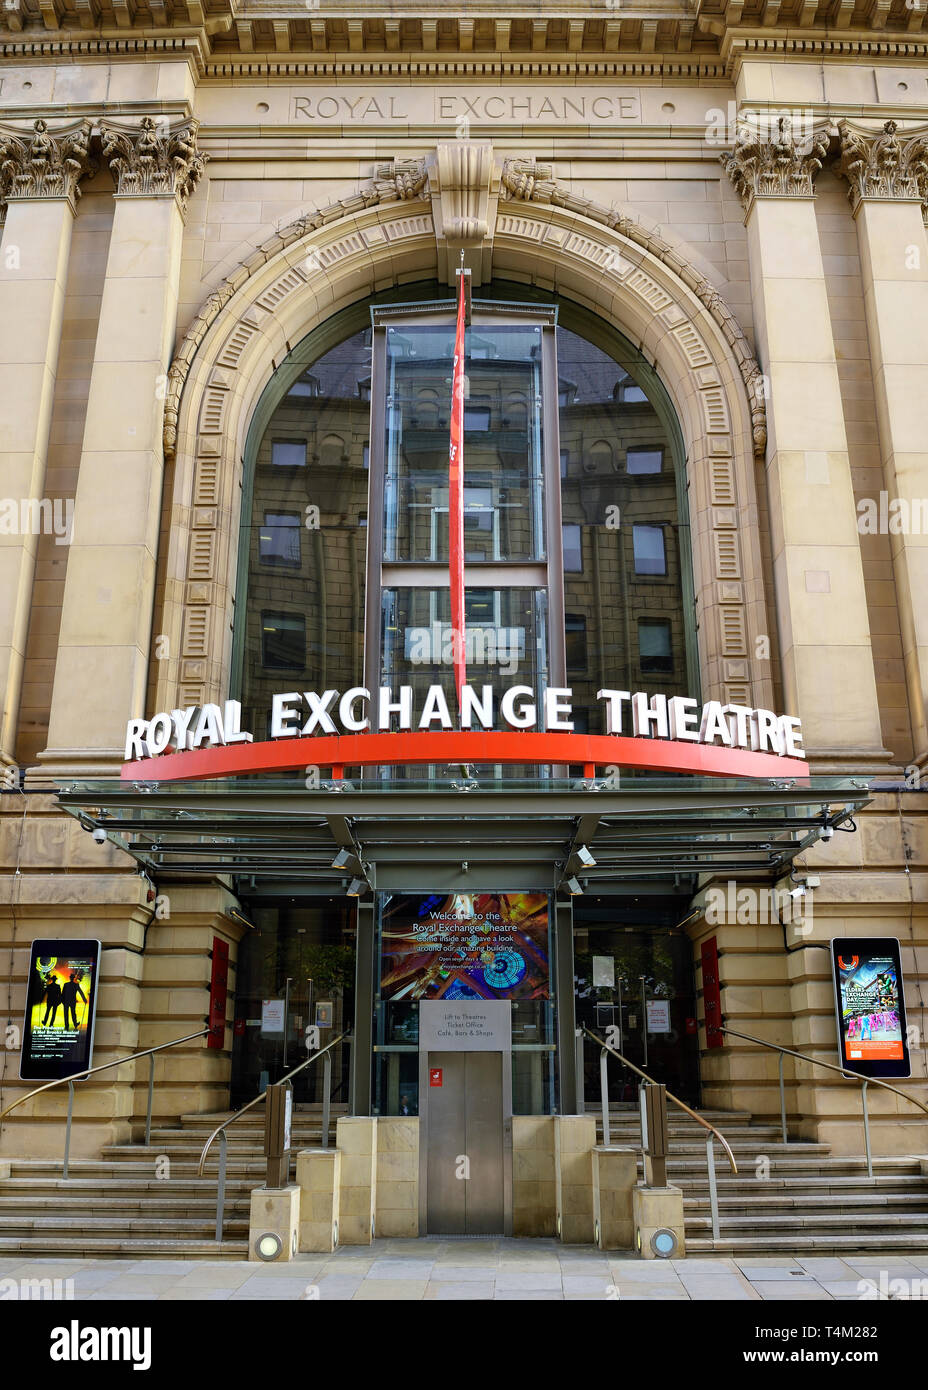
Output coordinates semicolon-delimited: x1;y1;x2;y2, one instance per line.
706;1133;720;1242
778;1051;787;1145
861;1080;872;1179
63;1080;74;1180
282;977;292;1069
215;1130;228;1242
145;1052;155;1147
574;1027;585;1113
322;1050;332;1150
616;978;624;1051
600;1048;610;1148
640;976;648;1069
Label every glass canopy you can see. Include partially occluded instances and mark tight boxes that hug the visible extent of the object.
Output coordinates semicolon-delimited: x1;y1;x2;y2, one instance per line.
56;775;873;891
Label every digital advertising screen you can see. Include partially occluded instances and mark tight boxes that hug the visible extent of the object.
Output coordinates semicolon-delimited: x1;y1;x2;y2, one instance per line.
20;939;101;1081
380;892;549;1002
831;936;910;1079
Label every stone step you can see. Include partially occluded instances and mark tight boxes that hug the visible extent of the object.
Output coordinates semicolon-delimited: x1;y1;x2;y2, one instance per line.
0;1180;262;1199
0;1195;251;1213
0;1215;249;1236
686;1210;928;1231
0;1235;248;1259
685;1233;928;1255
684;1191;928;1211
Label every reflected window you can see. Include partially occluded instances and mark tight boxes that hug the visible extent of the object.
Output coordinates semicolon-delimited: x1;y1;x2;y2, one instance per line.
633;524;666;576
626;447;663;475
262;613;305;670
464;405;491;432
614;370;648;404
566;614;587;672
260;513;301;568
639;619;673;674
271;439;307;468
563;523;583;573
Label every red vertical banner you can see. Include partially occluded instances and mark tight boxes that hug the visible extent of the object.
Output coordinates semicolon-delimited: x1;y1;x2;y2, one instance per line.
208;936;229;1049
449;269;467;702
701;936;723;1049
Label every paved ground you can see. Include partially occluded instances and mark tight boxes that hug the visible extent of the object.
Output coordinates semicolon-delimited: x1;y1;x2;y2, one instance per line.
3;1241;928;1300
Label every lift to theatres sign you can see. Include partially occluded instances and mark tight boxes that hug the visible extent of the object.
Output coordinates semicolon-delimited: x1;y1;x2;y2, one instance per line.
122;685;808;782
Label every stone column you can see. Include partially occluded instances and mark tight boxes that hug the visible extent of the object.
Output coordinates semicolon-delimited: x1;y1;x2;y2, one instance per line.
838;120;928;767
0;119;94;766
722;119;887;771
38;117;206;780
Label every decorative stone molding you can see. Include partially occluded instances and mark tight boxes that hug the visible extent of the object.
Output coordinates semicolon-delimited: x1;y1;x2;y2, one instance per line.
499;156;767;456
99;116;208;215
0;117;95;211
500;159;555;203
431;143;499;286
837;119;928;214
373;158;429;204
719;118;830;215
163;158;429;457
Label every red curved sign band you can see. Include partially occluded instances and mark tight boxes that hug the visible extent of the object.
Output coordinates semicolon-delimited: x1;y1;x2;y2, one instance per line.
120;730;810;782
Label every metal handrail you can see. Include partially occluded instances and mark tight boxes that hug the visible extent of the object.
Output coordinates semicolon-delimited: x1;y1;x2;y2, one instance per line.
0;1027;210;1178
720;1025;928;1177
582;1027;738;1172
197;1030;349;1242
582;1026;737;1243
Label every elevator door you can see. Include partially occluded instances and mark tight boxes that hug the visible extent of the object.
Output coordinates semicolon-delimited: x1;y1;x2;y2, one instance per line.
426;1051;504;1235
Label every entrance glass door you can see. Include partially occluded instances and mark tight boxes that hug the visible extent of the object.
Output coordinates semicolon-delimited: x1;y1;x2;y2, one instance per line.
573;903;699;1108
230;898;355;1107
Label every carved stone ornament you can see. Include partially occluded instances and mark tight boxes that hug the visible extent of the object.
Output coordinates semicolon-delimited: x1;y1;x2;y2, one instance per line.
0;117;95;209
837;120;928;213
99;115;208;214
719;117;830;213
372;158;429;203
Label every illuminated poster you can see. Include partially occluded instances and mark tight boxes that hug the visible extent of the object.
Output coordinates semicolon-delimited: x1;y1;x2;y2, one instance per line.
20;939;100;1081
380;892;549;1001
832;936;910;1079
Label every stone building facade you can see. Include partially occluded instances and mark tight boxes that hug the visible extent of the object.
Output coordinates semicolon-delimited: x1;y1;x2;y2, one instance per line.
0;2;927;1166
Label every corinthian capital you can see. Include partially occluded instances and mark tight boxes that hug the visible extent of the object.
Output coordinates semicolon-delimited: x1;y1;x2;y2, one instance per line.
720;117;830;215
0;118;95;210
837;120;928;212
100;116;208;215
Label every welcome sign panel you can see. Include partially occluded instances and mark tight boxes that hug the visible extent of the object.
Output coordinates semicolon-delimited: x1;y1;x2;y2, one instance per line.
380;892;549;1002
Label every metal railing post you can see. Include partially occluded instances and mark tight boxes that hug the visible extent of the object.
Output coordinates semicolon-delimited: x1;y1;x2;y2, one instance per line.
706;1133;720;1241
574;1027;585;1113
599;1047;610;1147
63;1081;74;1180
145;1053;156;1147
861;1080;872;1179
778;1051;787;1145
322;1050;332;1151
215;1130;228;1242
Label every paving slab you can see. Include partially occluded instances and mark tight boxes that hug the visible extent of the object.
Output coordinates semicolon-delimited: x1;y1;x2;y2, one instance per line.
353;1279;428;1299
424;1282;495;1300
494;1271;562;1291
751;1282;834;1300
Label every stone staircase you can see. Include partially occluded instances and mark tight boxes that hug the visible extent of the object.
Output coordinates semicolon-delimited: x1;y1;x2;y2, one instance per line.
590;1107;928;1256
0;1108;343;1260
0;1104;926;1258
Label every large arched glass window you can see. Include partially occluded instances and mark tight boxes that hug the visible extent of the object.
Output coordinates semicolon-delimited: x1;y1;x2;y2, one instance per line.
234;285;696;759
